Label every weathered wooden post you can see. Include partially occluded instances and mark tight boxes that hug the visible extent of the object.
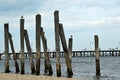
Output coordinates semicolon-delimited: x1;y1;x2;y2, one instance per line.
40;27;47;73
0;54;1;60
36;14;41;75
59;23;73;76
4;23;10;73
8;32;20;73
68;36;73;64
54;10;61;76
94;35;100;77
45;39;53;75
118;51;120;56
40;27;53;75
24;30;35;74
20;16;25;74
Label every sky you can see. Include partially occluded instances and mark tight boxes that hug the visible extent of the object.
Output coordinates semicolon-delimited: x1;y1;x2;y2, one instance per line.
0;0;120;52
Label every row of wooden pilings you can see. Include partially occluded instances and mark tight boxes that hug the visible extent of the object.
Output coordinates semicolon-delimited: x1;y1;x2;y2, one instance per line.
3;10;73;77
2;10;111;78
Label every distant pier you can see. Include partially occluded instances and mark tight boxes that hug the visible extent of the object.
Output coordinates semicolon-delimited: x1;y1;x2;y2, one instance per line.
0;50;120;60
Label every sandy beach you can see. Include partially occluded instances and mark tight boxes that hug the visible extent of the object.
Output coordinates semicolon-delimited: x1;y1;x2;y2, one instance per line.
0;73;91;80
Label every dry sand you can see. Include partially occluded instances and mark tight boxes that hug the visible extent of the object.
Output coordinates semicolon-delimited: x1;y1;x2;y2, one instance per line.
0;73;93;80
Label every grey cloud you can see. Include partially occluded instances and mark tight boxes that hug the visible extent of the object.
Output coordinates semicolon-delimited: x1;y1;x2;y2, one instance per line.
77;0;120;8
0;0;46;16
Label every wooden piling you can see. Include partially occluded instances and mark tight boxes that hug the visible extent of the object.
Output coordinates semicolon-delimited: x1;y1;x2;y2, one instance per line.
36;14;41;75
45;39;53;75
40;27;53;75
0;54;1;60
8;33;20;73
119;51;120;56
24;30;35;74
54;10;61;76
4;23;10;73
20;16;25;74
68;36;73;63
94;35;100;77
59;23;73;76
40;27;47;73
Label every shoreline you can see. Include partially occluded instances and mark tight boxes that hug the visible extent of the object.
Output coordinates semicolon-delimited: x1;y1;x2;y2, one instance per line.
0;73;87;80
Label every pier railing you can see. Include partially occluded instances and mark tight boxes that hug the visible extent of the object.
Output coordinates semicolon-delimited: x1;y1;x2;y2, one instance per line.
0;50;120;60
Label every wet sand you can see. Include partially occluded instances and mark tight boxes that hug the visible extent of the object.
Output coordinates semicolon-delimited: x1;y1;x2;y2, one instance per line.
0;73;91;80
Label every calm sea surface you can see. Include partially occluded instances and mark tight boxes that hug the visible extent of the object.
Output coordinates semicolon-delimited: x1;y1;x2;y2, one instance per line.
0;57;120;80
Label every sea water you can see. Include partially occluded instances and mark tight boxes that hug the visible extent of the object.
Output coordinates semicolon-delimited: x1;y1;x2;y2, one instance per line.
0;57;120;80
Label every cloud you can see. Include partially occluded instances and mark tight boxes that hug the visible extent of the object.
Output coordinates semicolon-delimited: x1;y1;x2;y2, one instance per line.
90;16;120;25
80;0;120;8
0;0;46;16
61;16;120;29
1;0;120;29
0;0;120;51
41;0;120;11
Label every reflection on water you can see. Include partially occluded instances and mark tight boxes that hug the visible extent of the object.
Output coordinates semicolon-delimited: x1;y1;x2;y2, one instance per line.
0;57;120;80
